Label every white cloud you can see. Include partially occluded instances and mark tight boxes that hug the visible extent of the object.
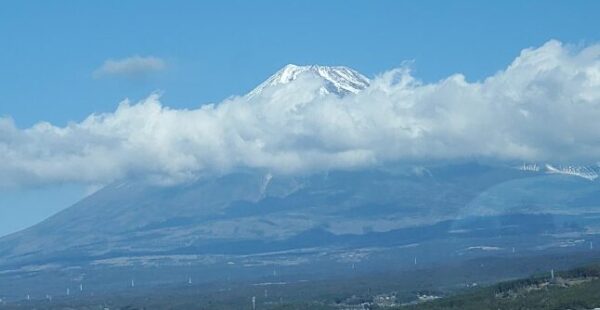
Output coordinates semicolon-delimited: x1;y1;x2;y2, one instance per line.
93;55;166;78
3;40;600;188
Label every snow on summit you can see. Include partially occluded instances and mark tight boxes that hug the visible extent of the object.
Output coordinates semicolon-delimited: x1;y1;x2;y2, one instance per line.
247;64;370;98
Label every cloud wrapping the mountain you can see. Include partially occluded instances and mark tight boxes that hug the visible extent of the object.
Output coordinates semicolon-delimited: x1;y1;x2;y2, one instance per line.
2;40;600;188
93;55;166;78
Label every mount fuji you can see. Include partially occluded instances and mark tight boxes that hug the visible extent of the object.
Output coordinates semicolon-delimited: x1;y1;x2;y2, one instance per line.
1;65;600;300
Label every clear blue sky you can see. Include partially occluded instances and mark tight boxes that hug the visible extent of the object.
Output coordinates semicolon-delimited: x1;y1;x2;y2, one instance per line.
1;0;599;236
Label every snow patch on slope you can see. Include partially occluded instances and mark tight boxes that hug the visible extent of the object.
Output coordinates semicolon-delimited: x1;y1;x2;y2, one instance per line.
545;164;599;181
517;163;598;181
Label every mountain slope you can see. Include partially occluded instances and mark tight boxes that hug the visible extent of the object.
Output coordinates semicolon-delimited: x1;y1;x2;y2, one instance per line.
2;161;599;270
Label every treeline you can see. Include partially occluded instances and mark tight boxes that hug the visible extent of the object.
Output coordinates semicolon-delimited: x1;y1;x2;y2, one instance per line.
400;263;600;310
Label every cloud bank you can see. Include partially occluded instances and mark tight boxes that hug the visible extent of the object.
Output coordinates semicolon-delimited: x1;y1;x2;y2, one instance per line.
93;55;166;78
3;40;600;188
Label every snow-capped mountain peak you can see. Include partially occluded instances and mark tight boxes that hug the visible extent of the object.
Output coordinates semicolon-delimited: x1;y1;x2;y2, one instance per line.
246;64;370;98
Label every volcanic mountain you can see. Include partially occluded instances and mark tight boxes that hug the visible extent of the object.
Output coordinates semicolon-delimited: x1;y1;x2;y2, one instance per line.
1;66;600;298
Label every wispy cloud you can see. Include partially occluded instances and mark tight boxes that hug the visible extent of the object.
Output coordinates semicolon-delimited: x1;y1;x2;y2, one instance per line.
2;40;600;188
93;55;166;78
